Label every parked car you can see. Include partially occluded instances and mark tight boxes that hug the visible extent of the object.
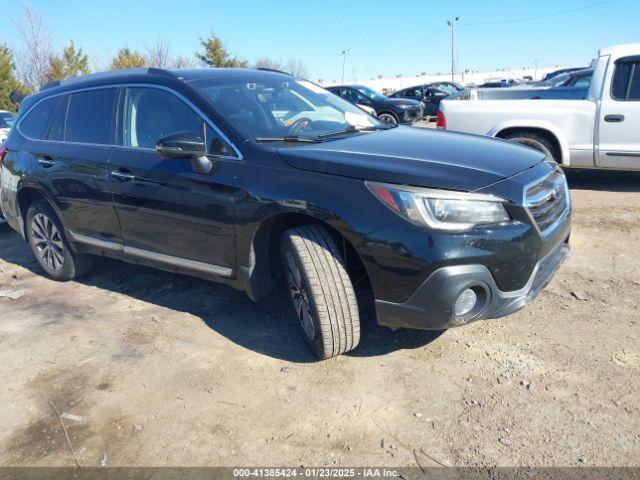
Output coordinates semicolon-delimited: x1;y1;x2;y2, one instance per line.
0;110;16;144
0;111;14;225
0;68;570;358
326;85;423;125
438;43;640;170
476;80;519;88
542;66;588;82
527;68;594;89
389;83;453;116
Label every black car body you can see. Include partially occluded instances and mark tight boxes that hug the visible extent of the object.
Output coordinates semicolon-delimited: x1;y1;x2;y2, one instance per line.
326;85;422;125
0;68;571;358
389;82;463;116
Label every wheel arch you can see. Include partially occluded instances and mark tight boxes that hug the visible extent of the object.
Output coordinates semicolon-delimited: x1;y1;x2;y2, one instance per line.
15;186;60;240
491;121;570;165
242;211;371;303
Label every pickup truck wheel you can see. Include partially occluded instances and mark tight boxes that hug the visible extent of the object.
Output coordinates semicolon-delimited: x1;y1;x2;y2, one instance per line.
378;112;398;125
504;131;558;163
281;225;360;359
26;201;93;281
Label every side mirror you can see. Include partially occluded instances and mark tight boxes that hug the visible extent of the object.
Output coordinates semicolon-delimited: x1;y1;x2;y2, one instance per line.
156;131;213;175
156;131;205;159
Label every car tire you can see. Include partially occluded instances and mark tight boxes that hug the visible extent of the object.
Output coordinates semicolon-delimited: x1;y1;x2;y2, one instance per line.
504;131;558;163
281;225;360;359
378;112;398;125
26;201;93;281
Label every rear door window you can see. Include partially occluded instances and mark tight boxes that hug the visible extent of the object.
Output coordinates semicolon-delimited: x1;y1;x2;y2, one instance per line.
65;89;117;144
19;96;62;139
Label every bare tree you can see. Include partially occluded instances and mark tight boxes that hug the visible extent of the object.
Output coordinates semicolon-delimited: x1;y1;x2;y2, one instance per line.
255;57;284;71
13;2;54;90
169;55;196;69
284;58;309;79
145;39;171;68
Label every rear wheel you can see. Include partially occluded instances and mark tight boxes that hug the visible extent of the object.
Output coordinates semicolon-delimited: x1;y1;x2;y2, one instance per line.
281;225;360;359
26;201;93;281
504;131;558;163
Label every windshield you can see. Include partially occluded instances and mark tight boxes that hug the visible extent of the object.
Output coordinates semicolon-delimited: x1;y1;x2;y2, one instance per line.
0;112;15;129
354;85;387;101
191;75;382;142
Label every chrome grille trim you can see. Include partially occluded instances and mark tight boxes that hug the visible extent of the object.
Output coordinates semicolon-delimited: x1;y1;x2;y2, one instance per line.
524;168;571;238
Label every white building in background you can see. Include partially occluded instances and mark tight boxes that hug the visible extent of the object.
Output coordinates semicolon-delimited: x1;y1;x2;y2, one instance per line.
320;65;580;93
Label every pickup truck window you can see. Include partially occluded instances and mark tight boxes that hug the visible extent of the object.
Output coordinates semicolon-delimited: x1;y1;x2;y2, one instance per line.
612;58;640;101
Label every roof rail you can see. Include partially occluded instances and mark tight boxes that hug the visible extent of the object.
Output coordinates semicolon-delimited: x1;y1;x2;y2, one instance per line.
146;67;178;78
41;80;61;91
256;67;293;76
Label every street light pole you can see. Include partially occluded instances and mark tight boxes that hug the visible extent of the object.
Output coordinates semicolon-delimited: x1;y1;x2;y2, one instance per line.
341;49;350;84
447;17;460;82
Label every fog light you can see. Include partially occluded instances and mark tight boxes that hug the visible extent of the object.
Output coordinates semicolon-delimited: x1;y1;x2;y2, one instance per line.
454;288;477;317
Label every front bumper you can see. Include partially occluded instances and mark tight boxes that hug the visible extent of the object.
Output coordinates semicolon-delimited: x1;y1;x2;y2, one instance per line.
399;107;423;124
375;234;570;330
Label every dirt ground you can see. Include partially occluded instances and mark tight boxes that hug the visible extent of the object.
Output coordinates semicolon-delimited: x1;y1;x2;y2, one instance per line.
0;168;639;468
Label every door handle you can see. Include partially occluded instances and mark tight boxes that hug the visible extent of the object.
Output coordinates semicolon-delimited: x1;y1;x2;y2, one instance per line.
110;171;135;182
37;156;55;168
604;114;625;123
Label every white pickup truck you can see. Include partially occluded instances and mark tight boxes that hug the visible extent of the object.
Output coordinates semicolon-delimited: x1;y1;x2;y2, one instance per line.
438;44;640;170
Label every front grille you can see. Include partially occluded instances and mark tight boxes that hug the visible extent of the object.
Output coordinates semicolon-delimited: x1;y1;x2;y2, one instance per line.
524;169;570;236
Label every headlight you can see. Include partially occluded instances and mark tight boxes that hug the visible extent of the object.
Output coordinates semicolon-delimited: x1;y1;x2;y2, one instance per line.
396;104;412;109
366;181;510;232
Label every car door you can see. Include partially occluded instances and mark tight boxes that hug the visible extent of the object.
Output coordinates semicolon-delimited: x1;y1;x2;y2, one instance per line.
107;86;240;274
598;56;640;168
17;89;121;244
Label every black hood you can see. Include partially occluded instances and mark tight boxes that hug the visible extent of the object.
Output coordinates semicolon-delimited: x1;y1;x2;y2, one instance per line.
277;126;545;191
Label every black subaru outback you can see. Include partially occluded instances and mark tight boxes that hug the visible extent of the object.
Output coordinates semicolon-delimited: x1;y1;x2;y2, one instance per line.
0;68;571;359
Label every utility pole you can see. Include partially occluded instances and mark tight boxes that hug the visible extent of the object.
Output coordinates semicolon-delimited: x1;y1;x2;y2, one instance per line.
341;49;350;84
447;17;460;82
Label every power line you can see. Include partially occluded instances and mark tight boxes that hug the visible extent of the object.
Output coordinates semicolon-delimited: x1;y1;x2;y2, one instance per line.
358;27;449;58
463;0;616;26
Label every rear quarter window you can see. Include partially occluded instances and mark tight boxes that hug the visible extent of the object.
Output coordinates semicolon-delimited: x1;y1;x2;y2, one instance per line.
19;96;62;139
65;89;117;144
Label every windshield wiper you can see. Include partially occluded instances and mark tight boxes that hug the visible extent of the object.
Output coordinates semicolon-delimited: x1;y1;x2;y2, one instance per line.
255;136;323;143
317;124;394;139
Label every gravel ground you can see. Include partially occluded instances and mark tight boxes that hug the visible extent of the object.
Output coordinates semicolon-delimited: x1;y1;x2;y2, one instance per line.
0;168;638;467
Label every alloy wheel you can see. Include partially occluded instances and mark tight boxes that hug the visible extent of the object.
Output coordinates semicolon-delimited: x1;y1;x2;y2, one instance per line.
31;213;65;271
379;113;398;125
285;251;315;340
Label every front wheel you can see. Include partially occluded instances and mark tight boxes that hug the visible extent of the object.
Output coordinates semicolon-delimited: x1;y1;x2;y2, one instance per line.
281;225;360;359
378;112;398;125
26;201;93;281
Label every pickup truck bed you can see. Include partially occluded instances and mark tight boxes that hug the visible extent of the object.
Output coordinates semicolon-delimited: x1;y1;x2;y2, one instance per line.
439;43;640;171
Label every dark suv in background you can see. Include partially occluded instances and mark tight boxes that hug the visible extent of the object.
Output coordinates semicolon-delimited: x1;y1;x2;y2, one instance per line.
389;82;464;117
0;68;571;359
326;84;423;124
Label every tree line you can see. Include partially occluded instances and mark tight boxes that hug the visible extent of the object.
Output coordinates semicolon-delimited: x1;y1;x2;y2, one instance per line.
0;3;309;112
